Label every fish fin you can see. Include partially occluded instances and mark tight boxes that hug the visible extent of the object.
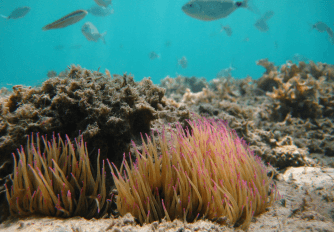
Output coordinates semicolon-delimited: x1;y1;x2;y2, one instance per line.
100;31;107;44
307;22;315;33
229;61;236;71
42;26;49;31
242;0;261;15
220;24;224;33
0;14;9;19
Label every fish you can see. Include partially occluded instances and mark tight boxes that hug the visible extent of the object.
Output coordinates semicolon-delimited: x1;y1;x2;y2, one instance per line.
54;45;65;51
291;53;309;63
260;10;274;21
220;24;232;36
216;63;235;78
87;5;114;17
149;51;160;60
254;11;274;32
42;10;88;31
309;21;328;33
81;22;107;44
178;56;188;69
69;44;83;50
182;0;257;21
94;0;112;8
274;41;278;49
326;26;333;38
165;40;172;47
1;6;30;19
326;27;334;44
255;19;269;32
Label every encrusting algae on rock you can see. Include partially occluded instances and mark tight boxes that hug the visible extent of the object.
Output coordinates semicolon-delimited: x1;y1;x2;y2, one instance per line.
109;116;279;230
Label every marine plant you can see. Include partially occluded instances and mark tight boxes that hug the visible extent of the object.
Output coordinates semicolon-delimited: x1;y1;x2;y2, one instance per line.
109;116;279;230
5;133;109;218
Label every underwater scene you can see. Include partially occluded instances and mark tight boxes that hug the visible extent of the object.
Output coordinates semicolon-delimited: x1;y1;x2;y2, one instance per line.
0;0;334;231
0;0;334;86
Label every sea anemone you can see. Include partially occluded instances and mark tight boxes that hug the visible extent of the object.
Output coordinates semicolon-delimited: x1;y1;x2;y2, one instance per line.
5;133;109;218
109;116;279;229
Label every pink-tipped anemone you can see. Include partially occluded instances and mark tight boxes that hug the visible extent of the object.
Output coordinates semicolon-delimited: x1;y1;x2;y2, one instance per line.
109;116;279;229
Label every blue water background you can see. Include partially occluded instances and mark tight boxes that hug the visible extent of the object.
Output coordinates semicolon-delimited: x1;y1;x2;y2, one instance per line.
0;0;333;87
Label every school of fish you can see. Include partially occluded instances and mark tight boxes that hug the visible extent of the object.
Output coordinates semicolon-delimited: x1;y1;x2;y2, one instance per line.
0;0;333;66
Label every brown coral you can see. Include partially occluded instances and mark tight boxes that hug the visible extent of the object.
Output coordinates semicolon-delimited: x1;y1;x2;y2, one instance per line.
267;66;332;120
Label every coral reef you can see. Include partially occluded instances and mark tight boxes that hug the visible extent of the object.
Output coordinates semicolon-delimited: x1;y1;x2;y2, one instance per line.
0;65;190;222
1;59;334;230
109;116;278;230
256;58;278;74
160;75;207;102
160;60;334;170
266;62;334;120
6;133;109;218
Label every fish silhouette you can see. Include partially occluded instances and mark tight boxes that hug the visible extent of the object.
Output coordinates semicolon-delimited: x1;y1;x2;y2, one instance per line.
42;10;88;31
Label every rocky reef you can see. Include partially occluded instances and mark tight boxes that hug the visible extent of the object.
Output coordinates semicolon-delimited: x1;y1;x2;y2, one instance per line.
0;65;190;222
161;60;334;169
1;60;334;231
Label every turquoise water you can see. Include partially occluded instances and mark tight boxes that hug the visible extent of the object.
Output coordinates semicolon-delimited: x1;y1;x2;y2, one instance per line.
1;0;333;87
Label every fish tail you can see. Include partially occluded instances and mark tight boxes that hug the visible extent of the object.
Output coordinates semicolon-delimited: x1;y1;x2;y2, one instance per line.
241;0;248;8
229;61;236;71
307;22;316;33
42;25;50;31
100;31;107;44
0;14;8;19
242;0;261;15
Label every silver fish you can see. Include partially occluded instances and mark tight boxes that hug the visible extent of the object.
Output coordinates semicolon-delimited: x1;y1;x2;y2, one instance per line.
326;27;334;45
149;51;160;60
220;24;232;36
165;40;172;47
243;37;250;42
94;0;112;8
274;41;278;49
178;56;188;69
291;53;309;63
54;45;65;51
1;6;30;19
309;21;328;33
216;63;235;78
81;22;107;44
87;5;114;17
182;0;255;21
42;10;88;31
69;44;83;49
326;26;333;38
255;20;269;32
254;11;274;32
